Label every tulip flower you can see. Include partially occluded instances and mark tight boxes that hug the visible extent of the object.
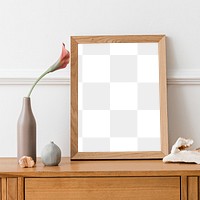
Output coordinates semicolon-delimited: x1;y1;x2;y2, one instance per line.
27;43;70;97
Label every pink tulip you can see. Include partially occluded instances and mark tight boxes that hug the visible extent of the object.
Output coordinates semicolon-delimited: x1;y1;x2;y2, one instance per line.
27;44;70;97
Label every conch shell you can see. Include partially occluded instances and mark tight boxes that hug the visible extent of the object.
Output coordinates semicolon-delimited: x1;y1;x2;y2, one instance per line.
19;156;35;168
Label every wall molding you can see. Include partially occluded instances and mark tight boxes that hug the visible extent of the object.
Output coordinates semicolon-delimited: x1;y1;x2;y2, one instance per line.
0;78;70;85
167;78;200;85
0;69;70;85
0;69;200;85
167;69;200;85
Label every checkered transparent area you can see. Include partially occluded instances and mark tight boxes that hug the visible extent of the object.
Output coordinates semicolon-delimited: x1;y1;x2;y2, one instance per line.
78;43;160;152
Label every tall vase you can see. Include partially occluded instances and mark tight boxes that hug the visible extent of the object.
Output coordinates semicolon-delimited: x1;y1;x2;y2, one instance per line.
17;97;36;163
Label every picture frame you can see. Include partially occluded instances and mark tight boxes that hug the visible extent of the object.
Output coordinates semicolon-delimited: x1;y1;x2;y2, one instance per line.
71;35;168;160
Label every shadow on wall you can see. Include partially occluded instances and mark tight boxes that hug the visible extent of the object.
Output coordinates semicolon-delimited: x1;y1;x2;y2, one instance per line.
168;84;200;151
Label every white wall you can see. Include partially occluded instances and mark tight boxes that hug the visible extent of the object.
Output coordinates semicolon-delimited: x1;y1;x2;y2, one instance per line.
0;0;200;157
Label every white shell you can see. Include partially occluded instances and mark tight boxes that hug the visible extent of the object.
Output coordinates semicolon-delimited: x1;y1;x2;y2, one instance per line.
163;151;200;164
171;137;193;154
163;137;200;164
19;156;35;168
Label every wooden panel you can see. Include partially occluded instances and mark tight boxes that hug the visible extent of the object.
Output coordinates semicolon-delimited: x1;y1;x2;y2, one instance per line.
0;178;1;200
181;176;187;200
72;35;165;44
25;177;180;200
188;177;198;200
18;177;24;200
158;36;168;155
72;151;165;160
1;178;6;200
7;178;18;200
70;36;78;158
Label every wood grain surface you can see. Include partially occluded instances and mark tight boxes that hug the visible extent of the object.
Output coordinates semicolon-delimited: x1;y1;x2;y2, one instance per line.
25;177;180;200
0;158;200;177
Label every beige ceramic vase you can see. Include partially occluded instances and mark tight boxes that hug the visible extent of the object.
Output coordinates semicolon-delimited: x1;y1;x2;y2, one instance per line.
17;97;36;163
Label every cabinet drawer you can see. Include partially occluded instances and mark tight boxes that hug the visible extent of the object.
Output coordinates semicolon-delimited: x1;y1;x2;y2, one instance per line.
25;177;180;200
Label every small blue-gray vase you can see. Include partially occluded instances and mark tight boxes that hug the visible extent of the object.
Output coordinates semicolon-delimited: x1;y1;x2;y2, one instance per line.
41;141;61;166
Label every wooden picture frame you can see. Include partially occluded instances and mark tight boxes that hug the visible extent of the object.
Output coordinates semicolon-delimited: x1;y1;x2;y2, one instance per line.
71;35;168;160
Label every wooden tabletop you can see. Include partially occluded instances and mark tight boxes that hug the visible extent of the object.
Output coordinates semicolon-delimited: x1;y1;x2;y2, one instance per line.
0;158;200;177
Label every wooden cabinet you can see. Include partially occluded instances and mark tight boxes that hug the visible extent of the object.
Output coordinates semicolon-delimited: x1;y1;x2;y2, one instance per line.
0;158;200;200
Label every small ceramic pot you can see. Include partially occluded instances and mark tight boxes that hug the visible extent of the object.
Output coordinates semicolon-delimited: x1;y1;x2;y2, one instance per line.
41;141;61;166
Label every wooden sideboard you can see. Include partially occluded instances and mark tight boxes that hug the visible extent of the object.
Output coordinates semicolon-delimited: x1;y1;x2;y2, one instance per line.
0;158;200;200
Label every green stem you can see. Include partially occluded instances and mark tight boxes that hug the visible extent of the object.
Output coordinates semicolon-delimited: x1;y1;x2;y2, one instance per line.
27;69;50;97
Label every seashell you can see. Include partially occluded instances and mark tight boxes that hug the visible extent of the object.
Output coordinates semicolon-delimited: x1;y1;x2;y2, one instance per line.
163;137;200;164
163;150;200;164
41;141;61;166
19;156;35;168
171;137;193;154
